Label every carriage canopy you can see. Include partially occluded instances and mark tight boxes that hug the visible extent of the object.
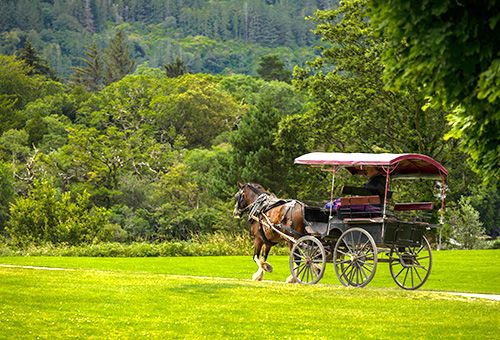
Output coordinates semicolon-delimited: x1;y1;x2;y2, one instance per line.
294;152;448;179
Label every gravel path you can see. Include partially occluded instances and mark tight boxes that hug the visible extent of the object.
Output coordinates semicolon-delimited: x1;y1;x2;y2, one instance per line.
2;264;499;301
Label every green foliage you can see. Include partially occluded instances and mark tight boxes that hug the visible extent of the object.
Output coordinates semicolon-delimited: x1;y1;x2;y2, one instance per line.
0;55;36;113
104;30;135;84
0;233;256;257
0;129;30;163
289;0;480;202
70;41;104;92
467;186;500;236
0;161;15;230
0;1;327;77
368;0;500;184
444;197;486;250
256;54;292;83
16;40;57;79
164;56;187;78
6;180;115;246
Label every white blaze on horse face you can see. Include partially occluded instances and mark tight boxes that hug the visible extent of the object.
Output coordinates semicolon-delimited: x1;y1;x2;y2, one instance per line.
233;190;244;218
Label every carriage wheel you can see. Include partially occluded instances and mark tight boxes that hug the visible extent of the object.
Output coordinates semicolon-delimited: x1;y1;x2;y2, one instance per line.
289;236;326;284
333;228;377;288
389;236;432;290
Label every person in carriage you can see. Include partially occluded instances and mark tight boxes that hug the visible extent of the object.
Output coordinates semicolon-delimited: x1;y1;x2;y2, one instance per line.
324;165;386;211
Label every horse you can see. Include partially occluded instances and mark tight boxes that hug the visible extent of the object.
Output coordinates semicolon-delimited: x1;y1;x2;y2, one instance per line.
233;183;306;282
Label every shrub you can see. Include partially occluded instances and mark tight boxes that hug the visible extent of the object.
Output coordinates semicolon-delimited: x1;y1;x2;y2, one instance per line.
444;196;486;249
7;180;117;246
0;232;290;257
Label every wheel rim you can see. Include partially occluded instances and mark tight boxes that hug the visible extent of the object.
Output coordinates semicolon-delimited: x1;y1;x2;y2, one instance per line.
333;228;377;287
290;236;326;284
389;236;432;290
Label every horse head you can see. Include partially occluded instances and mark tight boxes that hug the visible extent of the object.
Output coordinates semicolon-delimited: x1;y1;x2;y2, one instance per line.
233;183;268;218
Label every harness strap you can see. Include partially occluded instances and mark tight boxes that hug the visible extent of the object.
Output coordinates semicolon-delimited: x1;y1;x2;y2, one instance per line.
277;223;304;238
258;217;278;247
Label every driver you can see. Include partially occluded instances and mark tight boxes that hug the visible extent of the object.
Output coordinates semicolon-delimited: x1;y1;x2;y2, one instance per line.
364;166;386;199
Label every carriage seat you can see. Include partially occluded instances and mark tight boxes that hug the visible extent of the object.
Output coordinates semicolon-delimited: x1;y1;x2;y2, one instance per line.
393;202;434;211
304;206;330;236
339;195;382;219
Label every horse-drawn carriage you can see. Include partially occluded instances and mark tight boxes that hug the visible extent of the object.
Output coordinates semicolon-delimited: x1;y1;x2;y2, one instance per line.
234;153;448;290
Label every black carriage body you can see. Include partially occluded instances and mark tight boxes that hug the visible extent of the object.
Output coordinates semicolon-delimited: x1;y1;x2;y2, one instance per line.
330;220;425;248
304;206;428;248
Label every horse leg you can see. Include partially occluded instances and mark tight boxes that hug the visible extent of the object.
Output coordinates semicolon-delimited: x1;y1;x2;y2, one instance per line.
252;238;265;281
261;244;274;273
286;240;298;283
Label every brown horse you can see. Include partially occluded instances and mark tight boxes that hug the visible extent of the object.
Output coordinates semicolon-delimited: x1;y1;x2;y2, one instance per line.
233;183;306;282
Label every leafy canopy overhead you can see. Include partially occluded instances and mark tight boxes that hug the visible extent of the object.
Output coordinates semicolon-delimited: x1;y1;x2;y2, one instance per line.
368;0;500;184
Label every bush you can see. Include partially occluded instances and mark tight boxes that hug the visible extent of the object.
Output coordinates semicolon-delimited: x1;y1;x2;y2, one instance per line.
444;196;486;249
7;180;117;246
0;232;290;257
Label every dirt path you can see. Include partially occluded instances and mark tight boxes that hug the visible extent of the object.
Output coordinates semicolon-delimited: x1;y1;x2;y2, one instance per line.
2;264;499;301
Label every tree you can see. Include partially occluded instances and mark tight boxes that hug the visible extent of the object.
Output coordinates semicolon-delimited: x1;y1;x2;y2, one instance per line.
256;54;291;83
286;0;483;203
292;0;452;158
368;0;500;185
104;30;135;84
0;55;36;113
164;56;187;78
445;196;485;249
70;41;104;92
0;161;15;231
16;40;57;79
7;180;114;245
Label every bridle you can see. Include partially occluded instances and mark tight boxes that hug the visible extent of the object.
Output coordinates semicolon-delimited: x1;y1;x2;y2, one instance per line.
234;184;266;215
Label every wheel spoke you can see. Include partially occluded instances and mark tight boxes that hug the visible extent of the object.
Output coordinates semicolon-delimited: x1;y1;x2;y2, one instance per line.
413;267;423;282
342;239;354;254
402;268;409;286
359;263;369;280
361;262;374;274
394;266;405;279
297;246;307;258
341;262;354;281
336;259;352;265
336;249;348;256
297;262;307;277
415;244;425;255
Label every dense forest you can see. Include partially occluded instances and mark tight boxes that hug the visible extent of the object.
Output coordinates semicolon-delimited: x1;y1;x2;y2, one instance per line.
0;0;497;250
0;0;332;77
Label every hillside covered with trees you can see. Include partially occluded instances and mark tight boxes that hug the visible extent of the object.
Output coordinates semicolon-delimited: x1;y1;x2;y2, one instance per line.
0;0;332;77
0;0;497;251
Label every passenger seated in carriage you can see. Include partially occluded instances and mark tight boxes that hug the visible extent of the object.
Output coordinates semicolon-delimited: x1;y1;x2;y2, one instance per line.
324;166;385;212
364;166;386;199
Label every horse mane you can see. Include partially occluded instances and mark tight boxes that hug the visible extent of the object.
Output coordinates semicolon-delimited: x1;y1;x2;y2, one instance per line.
244;183;271;195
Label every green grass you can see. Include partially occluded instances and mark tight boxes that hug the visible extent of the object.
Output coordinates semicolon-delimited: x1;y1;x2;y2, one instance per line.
1;249;499;294
1;250;499;338
1;266;499;339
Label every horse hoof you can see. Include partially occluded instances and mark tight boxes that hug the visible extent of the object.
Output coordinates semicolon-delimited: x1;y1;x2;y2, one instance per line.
286;275;297;283
252;272;264;281
262;263;273;273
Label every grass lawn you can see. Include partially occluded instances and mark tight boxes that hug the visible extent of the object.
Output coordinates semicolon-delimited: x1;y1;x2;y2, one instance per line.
1;249;499;294
1;265;499;339
1;250;499;338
